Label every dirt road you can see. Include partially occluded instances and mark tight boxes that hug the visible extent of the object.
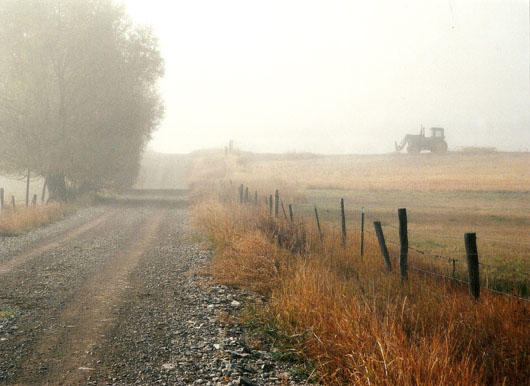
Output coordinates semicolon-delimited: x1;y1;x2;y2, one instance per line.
0;197;300;385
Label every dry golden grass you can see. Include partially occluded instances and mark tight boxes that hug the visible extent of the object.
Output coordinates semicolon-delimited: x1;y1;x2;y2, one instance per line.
0;203;66;235
195;199;530;385
194;201;295;296
212;232;283;295
190;150;530;385
231;151;530;192
200;151;530;295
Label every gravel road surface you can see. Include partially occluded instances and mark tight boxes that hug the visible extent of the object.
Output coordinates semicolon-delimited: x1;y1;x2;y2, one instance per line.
0;198;303;385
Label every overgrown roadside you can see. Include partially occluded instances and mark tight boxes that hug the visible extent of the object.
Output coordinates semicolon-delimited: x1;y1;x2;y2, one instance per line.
0;192;101;237
0;203;69;236
192;189;530;385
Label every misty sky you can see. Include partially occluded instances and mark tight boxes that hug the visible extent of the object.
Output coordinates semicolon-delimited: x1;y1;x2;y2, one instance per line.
124;0;530;154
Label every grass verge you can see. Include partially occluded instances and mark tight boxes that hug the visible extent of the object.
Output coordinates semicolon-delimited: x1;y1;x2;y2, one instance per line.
0;203;69;236
193;195;530;385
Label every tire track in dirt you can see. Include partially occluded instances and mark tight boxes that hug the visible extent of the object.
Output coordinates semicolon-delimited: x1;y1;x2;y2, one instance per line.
13;209;165;385
0;210;116;275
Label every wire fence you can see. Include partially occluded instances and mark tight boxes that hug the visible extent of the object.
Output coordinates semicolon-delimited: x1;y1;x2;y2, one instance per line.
366;211;530;302
233;183;530;303
0;169;47;210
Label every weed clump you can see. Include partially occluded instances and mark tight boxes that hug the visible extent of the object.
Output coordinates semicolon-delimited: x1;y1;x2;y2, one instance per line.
213;232;285;296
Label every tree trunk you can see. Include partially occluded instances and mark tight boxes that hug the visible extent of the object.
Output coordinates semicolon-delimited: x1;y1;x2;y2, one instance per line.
46;173;68;201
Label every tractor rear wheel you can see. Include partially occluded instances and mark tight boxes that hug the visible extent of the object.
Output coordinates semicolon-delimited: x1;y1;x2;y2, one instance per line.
432;141;448;153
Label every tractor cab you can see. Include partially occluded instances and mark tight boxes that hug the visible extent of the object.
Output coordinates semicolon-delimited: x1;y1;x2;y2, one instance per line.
430;127;445;139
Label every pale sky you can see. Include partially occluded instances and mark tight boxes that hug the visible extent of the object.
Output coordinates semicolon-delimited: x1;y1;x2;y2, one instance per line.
123;0;530;154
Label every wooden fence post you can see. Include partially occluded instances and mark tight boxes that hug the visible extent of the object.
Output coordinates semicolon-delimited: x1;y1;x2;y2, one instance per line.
465;232;480;299
288;204;294;223
398;208;408;281
31;194;37;207
274;190;279;217
269;195;273;215
374;221;392;272
244;187;249;203
26;168;30;207
281;200;288;221
11;196;16;209
360;207;365;258
340;198;346;248
314;206;322;241
0;188;4;210
254;191;258;205
238;184;244;204
41;180;47;203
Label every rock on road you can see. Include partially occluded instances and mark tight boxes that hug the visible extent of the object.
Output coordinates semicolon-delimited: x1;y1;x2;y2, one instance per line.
0;196;302;385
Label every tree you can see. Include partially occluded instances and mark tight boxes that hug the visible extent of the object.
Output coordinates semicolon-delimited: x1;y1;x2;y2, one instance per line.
0;0;164;200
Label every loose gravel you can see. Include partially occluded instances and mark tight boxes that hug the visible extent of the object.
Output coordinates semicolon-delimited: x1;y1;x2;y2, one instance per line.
0;204;306;385
0;206;108;262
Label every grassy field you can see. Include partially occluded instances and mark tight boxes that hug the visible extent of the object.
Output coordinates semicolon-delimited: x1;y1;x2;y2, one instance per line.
195;150;530;295
299;189;530;295
191;149;530;385
227;151;530;192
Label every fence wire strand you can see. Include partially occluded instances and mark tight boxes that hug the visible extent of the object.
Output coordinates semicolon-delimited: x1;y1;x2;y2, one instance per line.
366;216;530;282
238;196;530;303
409;266;469;285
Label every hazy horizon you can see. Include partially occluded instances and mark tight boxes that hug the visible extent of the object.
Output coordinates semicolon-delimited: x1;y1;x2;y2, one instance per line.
124;0;530;154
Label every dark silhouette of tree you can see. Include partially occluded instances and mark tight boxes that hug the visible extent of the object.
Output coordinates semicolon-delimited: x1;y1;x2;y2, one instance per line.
0;0;164;200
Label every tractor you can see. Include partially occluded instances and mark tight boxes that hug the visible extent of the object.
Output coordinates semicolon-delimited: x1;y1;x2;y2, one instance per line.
395;126;448;154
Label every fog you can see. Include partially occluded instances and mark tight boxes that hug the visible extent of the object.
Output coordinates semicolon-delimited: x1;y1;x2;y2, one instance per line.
124;0;530;154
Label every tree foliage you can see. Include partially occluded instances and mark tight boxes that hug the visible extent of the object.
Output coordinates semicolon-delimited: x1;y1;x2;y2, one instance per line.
0;0;164;200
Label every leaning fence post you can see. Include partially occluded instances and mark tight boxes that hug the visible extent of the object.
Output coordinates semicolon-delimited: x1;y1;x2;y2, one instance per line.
31;194;37;207
465;232;480;299
0;188;4;210
314;206;322;241
281;200;288;221
374;221;392;272
340;198;346;248
11;196;16;209
274;190;279;217
288;204;294;223
238;184;244;204
398;208;408;281
360;207;365;258
244;187;249;203
269;195;273;215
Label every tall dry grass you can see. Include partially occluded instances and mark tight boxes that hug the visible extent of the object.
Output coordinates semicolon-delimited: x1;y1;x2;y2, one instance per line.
0;203;66;235
194;194;530;385
189;151;530;384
